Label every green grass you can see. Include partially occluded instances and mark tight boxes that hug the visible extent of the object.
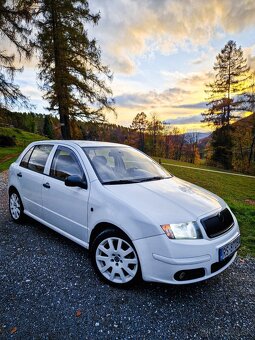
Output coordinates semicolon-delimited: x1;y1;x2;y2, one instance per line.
161;161;255;257
0;127;47;172
155;157;247;174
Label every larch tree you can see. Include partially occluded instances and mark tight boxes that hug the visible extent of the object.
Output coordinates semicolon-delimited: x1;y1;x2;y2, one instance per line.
0;0;33;108
147;113;164;155
245;72;255;165
202;40;249;168
130;112;148;151
36;0;114;139
202;40;249;126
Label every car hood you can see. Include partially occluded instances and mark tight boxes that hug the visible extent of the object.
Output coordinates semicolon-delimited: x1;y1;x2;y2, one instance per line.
104;177;225;224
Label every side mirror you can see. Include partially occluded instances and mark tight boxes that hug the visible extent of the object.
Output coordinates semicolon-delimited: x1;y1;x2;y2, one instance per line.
65;175;87;189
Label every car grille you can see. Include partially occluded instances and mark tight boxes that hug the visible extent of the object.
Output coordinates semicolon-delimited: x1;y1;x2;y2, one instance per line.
201;208;234;238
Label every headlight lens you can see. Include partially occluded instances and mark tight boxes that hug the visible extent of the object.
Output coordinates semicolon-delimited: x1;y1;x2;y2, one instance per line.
161;222;202;239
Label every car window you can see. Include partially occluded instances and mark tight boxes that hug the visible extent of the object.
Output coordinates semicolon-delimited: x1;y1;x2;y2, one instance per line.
83;146;171;183
50;147;83;181
26;145;53;174
20;147;34;168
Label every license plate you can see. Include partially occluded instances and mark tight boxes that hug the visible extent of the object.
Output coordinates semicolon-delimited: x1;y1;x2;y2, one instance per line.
219;236;240;261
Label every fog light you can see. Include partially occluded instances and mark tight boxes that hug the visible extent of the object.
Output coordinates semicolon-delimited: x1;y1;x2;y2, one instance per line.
174;268;205;281
179;271;186;280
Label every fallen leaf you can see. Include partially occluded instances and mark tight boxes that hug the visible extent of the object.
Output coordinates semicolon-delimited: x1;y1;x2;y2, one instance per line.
76;309;82;317
245;199;255;206
10;327;17;334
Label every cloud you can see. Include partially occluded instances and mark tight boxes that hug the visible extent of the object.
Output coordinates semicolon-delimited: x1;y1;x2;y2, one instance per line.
90;0;255;74
164;114;203;125
114;87;191;109
244;45;255;69
173;102;207;109
160;71;214;88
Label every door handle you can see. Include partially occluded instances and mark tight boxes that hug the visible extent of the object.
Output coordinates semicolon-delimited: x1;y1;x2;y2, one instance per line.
17;172;22;177
43;182;50;189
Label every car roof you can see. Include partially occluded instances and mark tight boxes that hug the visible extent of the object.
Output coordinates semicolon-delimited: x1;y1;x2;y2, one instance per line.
32;140;129;148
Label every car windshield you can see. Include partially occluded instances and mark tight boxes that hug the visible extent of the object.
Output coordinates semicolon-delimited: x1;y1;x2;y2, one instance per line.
83;146;172;184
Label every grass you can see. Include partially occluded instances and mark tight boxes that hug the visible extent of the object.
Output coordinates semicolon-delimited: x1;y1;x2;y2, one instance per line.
160;160;255;257
155;157;248;174
0;127;47;172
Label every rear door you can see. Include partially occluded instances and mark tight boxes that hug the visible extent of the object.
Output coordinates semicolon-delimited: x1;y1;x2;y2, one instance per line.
17;144;53;218
42;145;89;242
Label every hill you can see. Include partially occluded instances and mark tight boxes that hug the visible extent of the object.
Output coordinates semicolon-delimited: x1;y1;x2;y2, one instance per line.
0;127;47;172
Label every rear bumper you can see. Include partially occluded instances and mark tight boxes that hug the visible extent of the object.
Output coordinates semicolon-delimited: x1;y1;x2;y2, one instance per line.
133;223;240;285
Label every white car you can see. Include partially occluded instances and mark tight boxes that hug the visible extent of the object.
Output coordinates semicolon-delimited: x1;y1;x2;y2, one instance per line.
8;140;240;286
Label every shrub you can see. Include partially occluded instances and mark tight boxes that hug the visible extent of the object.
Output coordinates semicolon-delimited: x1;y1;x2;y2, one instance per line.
0;135;16;147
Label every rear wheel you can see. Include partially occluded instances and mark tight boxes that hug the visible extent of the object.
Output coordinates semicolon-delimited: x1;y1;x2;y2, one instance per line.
91;229;141;286
9;190;24;222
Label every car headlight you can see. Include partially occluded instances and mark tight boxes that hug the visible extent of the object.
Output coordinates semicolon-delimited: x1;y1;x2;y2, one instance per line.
161;222;203;239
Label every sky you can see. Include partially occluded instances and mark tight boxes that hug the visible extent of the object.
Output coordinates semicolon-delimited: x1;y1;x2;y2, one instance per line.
13;0;255;132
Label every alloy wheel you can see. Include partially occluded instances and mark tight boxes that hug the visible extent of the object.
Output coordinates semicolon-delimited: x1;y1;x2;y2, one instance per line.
95;237;138;284
10;192;21;220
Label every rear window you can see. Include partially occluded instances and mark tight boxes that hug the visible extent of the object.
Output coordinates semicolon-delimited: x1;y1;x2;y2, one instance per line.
20;147;34;168
22;145;53;174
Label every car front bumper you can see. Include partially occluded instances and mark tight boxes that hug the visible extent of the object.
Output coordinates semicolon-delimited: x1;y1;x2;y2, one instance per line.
133;223;240;285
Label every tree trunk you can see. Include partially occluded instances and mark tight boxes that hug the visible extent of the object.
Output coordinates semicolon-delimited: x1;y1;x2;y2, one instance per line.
50;0;71;139
248;133;255;165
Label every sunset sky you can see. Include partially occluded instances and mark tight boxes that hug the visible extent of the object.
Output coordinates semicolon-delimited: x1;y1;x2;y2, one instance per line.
14;0;255;132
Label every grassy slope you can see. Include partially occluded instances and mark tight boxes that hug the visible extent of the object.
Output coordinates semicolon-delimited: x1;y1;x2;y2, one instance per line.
0;127;47;171
161;162;255;257
155;157;247;174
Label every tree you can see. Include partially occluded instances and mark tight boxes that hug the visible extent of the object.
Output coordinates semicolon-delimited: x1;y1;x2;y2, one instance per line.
202;40;249;168
202;41;249;126
147;113;164;155
244;72;255;165
0;0;33;108
36;0;114;139
43;114;54;138
184;133;201;164
130;112;148;151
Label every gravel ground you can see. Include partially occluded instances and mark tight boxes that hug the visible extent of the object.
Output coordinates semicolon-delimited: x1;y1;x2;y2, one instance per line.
0;171;254;339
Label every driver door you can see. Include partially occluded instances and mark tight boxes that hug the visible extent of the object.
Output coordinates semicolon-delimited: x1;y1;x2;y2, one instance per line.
42;145;89;242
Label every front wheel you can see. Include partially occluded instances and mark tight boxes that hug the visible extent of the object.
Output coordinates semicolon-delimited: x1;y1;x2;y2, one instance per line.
9;190;24;222
91;229;141;286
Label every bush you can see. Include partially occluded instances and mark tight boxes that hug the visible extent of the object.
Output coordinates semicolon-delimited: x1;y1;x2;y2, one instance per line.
0;135;16;147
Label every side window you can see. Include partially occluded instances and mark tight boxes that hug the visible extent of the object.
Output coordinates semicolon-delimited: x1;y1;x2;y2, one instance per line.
50;147;83;181
20;147;34;168
27;145;53;174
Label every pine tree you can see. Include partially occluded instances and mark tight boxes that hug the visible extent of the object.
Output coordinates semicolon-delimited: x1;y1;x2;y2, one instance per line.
0;0;33;108
36;0;114;139
202;41;249;169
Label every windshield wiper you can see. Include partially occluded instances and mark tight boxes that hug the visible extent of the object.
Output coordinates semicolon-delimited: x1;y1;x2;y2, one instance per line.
103;179;140;185
103;176;172;185
138;176;171;182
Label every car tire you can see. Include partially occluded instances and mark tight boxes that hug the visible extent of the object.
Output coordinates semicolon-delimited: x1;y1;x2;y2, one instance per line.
9;189;24;222
91;229;141;287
